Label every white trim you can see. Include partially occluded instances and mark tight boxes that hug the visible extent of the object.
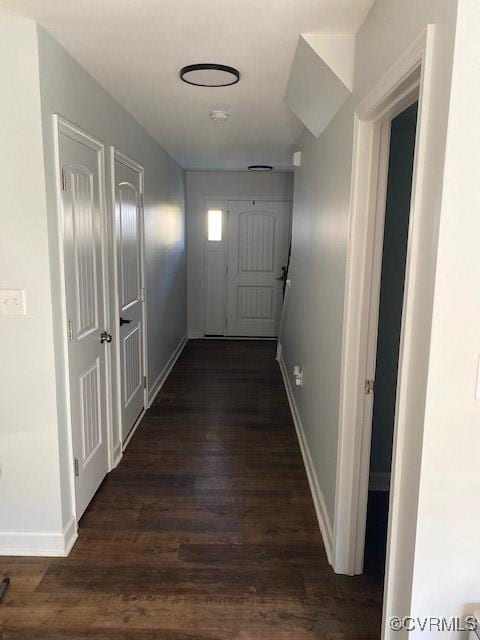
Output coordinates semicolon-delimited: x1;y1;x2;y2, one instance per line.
334;24;435;586
148;334;188;407
369;472;391;492
278;347;334;564
203;336;277;341
110;148;147;447
52;115;111;526
277;278;292;348
276;341;282;362
122;334;188;451
0;517;78;557
113;442;123;468
189;332;277;341
354;119;392;574
122;405;146;451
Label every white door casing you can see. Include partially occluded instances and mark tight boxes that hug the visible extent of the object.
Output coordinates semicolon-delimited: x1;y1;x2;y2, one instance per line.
58;125;109;519
333;27;435;640
113;152;146;442
226;200;291;337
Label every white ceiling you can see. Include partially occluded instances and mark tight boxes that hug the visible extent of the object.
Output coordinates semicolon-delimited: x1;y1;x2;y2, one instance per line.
5;0;374;170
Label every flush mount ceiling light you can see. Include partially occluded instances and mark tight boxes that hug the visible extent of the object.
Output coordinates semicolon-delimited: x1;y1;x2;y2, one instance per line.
248;165;274;172
180;63;240;87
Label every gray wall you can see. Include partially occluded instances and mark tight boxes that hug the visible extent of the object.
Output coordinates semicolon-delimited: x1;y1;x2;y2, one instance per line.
186;171;293;337
281;104;354;521
37;26;187;528
279;0;459;621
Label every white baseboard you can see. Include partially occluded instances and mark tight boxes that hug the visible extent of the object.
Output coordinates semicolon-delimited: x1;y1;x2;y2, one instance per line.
148;334;188;407
112;442;123;468
278;349;334;565
122;407;146;450
189;331;277;341
369;471;391;492
0;516;78;557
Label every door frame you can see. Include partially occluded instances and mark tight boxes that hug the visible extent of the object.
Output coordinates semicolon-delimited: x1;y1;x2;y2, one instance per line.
333;21;435;609
109;148;147;449
53;115;114;523
201;196;292;338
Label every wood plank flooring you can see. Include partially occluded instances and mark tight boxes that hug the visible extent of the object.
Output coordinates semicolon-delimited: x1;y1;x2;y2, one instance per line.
1;340;383;639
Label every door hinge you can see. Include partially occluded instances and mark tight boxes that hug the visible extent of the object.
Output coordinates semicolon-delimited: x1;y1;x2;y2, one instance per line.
365;379;375;395
140;287;145;302
74;458;79;477
139;193;144;208
143;375;147;389
67;319;73;341
61;167;67;191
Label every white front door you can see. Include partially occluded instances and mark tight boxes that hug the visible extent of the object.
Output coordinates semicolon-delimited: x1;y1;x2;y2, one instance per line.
59;126;109;519
113;153;145;441
226;200;291;337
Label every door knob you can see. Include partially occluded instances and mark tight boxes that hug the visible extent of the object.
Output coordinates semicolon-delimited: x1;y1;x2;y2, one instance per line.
100;331;112;344
119;317;132;326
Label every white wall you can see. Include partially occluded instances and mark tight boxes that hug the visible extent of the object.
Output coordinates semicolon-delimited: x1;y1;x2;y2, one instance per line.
280;0;466;629
0;18;186;552
0;14;64;542
186;171;293;337
409;0;480;632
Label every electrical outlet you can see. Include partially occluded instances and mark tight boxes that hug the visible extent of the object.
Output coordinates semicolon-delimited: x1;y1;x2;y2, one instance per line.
293;365;304;387
0;289;26;316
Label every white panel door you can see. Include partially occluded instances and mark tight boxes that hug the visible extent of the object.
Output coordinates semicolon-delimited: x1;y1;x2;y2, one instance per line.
226;200;291;337
114;153;145;441
59;128;109;519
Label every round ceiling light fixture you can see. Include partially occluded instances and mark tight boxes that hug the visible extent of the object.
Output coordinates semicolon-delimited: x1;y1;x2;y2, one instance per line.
248;165;274;172
180;63;240;87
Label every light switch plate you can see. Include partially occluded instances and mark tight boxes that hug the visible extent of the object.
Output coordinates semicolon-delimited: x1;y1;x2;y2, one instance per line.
0;289;26;316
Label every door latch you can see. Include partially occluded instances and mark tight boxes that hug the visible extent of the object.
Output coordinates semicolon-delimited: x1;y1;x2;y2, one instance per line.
100;331;112;344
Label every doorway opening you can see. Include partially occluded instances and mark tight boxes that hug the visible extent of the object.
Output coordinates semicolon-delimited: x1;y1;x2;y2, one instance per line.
364;102;418;580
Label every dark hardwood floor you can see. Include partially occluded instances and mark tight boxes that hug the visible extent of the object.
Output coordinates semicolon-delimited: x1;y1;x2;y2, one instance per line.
1;340;383;639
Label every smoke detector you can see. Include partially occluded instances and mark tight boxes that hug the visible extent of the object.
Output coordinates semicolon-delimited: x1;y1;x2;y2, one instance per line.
210;109;230;123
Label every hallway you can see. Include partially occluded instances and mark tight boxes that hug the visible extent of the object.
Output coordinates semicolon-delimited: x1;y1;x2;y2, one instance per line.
1;341;382;639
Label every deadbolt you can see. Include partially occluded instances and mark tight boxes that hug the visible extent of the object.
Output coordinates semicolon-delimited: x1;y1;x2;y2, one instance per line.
100;331;112;344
